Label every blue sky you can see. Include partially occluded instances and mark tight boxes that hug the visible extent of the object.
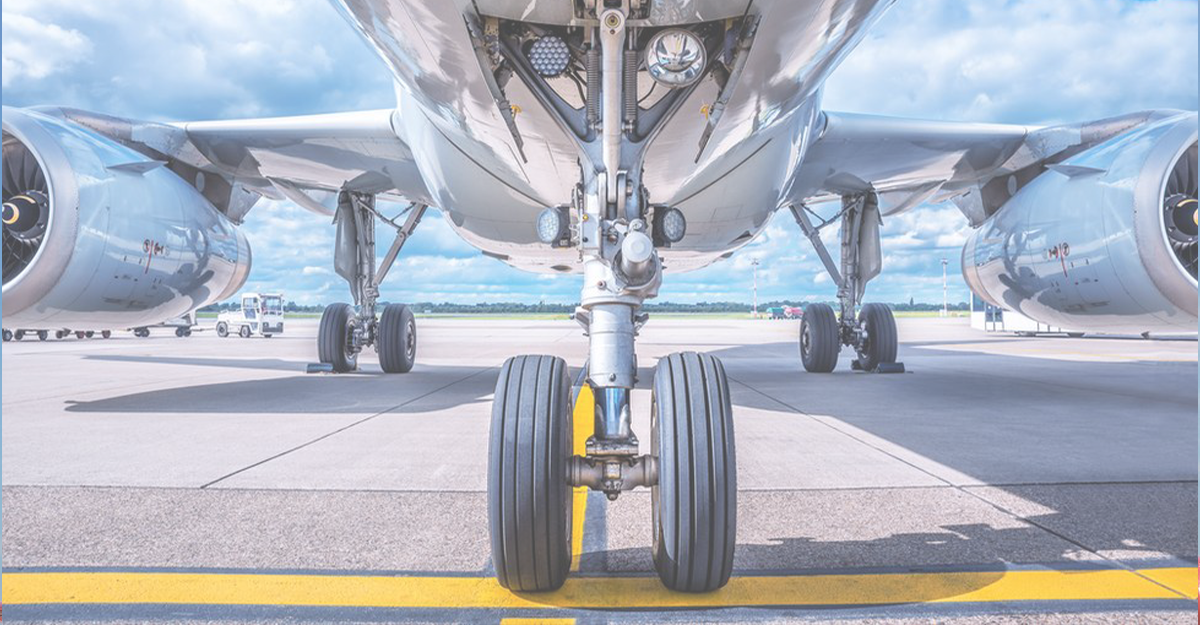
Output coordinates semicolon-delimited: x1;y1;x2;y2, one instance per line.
3;0;1197;305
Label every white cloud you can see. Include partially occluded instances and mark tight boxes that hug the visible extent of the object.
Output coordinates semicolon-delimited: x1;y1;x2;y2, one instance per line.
1;14;92;88
0;0;393;119
824;0;1198;124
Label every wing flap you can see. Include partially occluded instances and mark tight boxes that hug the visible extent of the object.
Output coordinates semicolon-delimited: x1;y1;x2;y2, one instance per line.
33;106;431;221
792;109;1179;224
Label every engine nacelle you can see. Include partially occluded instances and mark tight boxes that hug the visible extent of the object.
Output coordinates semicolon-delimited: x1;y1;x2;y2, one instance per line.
2;107;250;330
963;112;1198;333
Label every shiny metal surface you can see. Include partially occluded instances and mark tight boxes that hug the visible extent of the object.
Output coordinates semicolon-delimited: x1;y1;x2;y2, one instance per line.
1;108;250;330
182;109;431;206
963;113;1199;333
599;8;627;201
330;0;893;272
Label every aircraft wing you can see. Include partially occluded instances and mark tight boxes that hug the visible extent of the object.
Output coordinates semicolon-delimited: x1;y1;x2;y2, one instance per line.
791;110;1177;224
34;107;431;221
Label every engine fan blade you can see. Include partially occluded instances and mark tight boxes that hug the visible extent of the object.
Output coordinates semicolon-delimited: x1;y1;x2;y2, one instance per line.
2;152;18;201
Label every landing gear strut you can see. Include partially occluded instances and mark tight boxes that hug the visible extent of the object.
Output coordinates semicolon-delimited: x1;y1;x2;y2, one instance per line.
791;194;903;373
484;5;736;593
316;192;426;373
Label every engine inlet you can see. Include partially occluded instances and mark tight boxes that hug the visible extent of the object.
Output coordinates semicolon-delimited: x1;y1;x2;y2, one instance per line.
1163;143;1198;277
2;133;50;284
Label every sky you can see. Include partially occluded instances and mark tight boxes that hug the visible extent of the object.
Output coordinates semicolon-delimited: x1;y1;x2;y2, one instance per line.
3;0;1198;305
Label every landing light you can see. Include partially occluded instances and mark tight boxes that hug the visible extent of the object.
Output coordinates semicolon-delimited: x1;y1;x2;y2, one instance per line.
646;29;706;88
654;206;687;244
528;36;570;78
537;206;569;245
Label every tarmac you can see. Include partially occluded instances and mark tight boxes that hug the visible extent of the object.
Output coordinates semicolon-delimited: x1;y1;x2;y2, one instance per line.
2;316;1196;623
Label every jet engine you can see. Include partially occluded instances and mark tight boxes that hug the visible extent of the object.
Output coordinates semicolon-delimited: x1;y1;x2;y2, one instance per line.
963;112;1197;333
2;107;250;330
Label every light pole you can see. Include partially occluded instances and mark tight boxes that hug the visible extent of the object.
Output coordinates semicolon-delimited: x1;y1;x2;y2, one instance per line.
941;258;949;317
751;258;760;319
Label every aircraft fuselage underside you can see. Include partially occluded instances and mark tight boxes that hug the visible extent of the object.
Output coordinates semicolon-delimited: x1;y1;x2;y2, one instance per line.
335;0;892;273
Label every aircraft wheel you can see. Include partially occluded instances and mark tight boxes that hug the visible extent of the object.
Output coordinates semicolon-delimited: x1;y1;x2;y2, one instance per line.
318;303;358;372
216;322;229;338
800;303;839;373
239;326;252;339
3;329;11;342
14;330;25;341
37;330;48;341
378;303;416;373
651;352;737;592
856;303;897;372
488;355;572;592
101;330;112;339
175;327;186;338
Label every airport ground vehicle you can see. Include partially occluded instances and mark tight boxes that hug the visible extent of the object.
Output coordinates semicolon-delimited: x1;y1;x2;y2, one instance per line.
4;328;111;341
132;312;197;338
3;329;49;341
216;294;284;339
2;0;1194;594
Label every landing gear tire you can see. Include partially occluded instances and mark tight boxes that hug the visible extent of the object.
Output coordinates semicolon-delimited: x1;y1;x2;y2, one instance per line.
216;322;229;338
37;330;48;341
800;303;839;373
55;330;67;339
488;355;572;592
3;330;11;342
14;330;25;341
101;330;112;339
855;303;897;372
175;327;187;338
318;303;358;373
378;303;416;374
239;326;252;339
651;352;737;592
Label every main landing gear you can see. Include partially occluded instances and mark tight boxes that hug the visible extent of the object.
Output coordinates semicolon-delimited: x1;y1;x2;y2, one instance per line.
315;192;426;373
790;195;903;374
484;5;737;594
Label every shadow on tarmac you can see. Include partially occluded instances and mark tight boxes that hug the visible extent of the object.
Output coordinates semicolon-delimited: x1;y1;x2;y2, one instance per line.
57;338;1197;597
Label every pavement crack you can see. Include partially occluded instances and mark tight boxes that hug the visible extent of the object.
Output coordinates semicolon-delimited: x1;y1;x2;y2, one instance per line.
198;367;494;489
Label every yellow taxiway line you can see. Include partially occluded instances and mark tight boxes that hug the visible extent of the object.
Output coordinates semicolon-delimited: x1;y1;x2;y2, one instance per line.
3;567;1195;609
569;383;595;573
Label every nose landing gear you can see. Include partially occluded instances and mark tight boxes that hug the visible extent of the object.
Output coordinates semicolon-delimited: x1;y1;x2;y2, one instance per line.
482;4;738;593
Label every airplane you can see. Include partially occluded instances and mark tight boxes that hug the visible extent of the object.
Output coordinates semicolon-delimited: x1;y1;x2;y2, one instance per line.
2;0;1195;594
